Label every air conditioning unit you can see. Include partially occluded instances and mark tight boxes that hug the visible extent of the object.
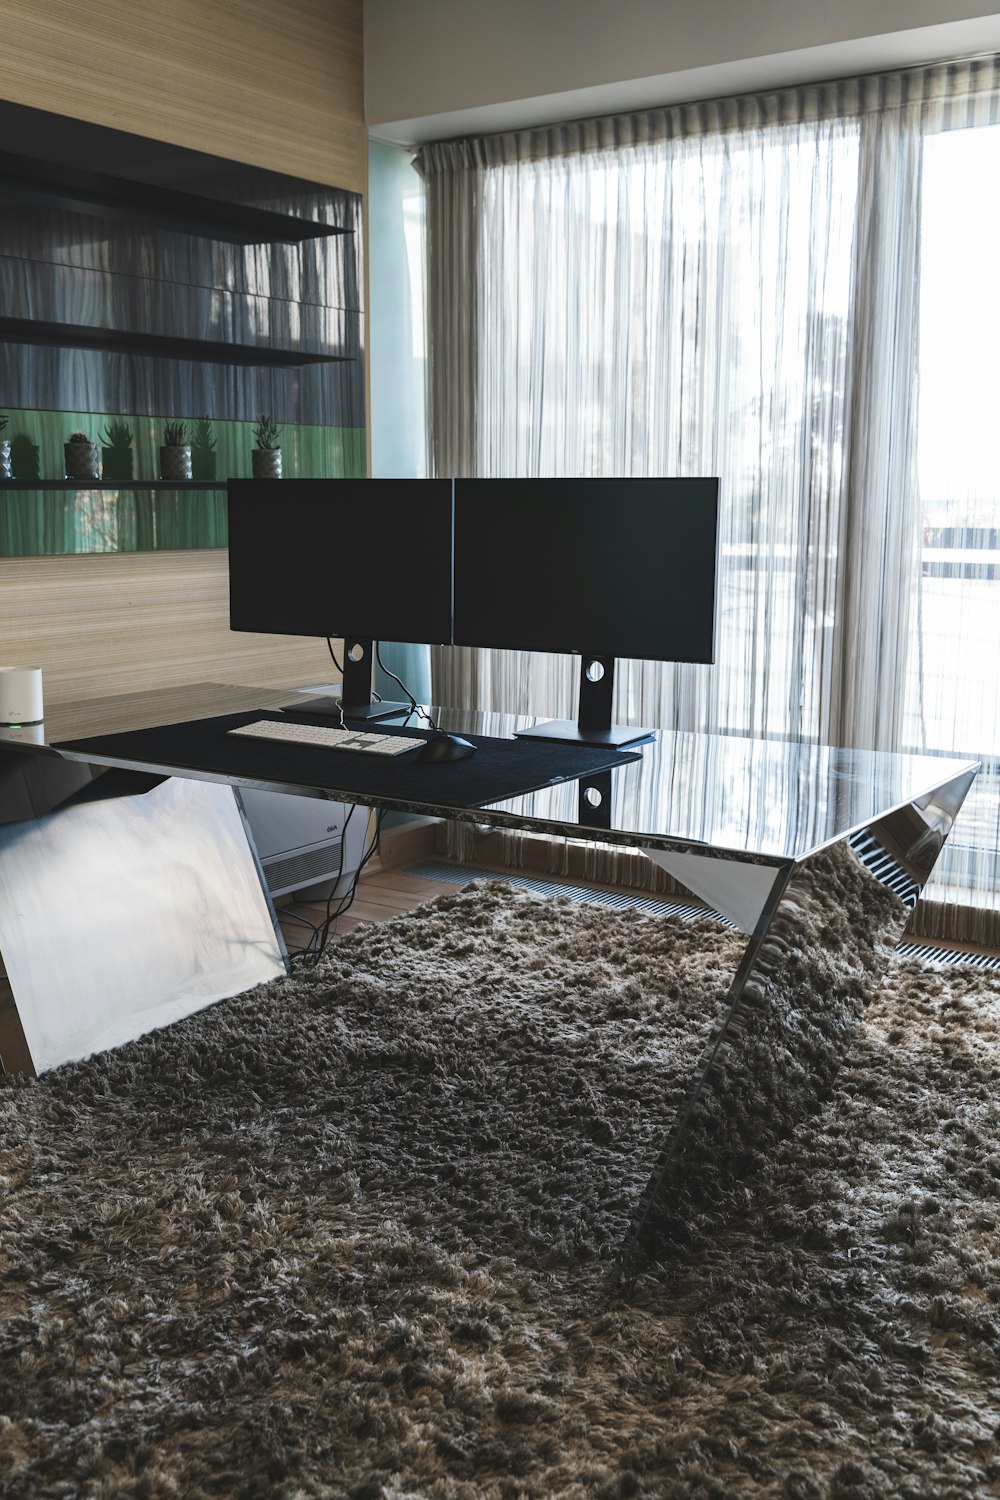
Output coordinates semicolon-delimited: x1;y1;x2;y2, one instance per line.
238;788;368;901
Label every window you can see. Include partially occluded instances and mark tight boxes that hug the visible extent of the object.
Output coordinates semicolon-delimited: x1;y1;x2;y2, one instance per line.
909;123;1000;905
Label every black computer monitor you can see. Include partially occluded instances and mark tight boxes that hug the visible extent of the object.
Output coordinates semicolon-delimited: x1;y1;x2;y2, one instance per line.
228;478;454;718
452;476;719;746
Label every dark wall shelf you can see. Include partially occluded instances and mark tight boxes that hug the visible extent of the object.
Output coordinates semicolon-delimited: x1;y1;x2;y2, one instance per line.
0;149;348;246
0;317;348;368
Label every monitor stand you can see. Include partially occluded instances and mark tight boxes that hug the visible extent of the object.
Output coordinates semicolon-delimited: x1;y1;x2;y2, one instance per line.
284;638;410;722
514;655;656;749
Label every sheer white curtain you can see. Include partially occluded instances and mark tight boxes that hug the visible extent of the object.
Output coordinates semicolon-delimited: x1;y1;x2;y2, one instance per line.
415;60;1000;940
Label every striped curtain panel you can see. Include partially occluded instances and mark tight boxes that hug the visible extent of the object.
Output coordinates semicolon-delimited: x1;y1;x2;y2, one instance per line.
414;58;1000;944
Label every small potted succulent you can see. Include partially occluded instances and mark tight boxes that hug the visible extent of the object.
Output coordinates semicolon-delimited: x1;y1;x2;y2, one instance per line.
159;420;192;480
0;415;10;480
65;429;100;481
100;419;135;482
191;415;217;480
251;413;282;479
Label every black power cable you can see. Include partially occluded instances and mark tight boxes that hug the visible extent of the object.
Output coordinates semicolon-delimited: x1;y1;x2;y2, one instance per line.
325;637;344;676
285;804;387;967
280;799;356;965
278;638;431;965
373;642;438;730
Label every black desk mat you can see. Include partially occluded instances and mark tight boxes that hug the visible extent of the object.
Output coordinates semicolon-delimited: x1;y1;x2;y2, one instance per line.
55;710;643;810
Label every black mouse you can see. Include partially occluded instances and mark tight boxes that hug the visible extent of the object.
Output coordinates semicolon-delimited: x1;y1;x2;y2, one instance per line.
416;732;477;764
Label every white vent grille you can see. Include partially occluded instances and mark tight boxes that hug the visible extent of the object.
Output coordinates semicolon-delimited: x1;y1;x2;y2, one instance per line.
897;941;1000;970
263;837;343;896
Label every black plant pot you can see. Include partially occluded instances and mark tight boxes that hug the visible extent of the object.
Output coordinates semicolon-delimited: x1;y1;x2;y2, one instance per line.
191;447;217;481
10;435;40;480
102;448;134;482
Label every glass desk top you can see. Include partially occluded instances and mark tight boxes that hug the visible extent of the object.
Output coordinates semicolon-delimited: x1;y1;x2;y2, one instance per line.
1;683;978;867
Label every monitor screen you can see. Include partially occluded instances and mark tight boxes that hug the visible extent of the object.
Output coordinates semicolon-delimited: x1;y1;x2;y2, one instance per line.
227;478;454;646
452;477;719;662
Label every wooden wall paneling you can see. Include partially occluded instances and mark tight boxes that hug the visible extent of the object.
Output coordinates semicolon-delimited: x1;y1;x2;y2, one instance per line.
0;0;366;193
0;550;337;700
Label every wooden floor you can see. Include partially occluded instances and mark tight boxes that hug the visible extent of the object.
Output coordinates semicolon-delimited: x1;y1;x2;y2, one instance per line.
272;819;685;958
276;867;461;954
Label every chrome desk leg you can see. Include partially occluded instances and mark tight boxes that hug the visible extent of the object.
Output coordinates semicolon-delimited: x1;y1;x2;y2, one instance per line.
618;766;978;1277
0;772;287;1075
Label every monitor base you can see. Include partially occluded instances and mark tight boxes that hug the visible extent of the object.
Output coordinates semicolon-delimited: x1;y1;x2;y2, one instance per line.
345;699;412;722
515;719;656;750
282;696;411;722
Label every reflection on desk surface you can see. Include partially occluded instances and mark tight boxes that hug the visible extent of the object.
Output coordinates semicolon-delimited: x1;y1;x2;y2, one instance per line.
468;722;978;864
5;683;979;865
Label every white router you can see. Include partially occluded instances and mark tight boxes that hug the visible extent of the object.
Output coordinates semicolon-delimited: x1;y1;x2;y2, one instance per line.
0;666;44;725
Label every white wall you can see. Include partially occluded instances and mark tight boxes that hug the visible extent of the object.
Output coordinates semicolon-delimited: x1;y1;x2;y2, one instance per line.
368;139;427;480
367;139;432;706
365;0;1000;142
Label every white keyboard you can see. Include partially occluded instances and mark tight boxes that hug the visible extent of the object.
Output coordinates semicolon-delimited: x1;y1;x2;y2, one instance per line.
228;719;425;757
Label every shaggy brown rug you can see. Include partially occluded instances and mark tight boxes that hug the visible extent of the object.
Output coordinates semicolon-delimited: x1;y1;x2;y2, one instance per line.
1;880;998;1498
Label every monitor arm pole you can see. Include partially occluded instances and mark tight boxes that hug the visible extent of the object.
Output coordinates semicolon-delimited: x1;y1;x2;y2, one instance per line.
338;638;410;721
578;653;616;736
514;653;656;749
